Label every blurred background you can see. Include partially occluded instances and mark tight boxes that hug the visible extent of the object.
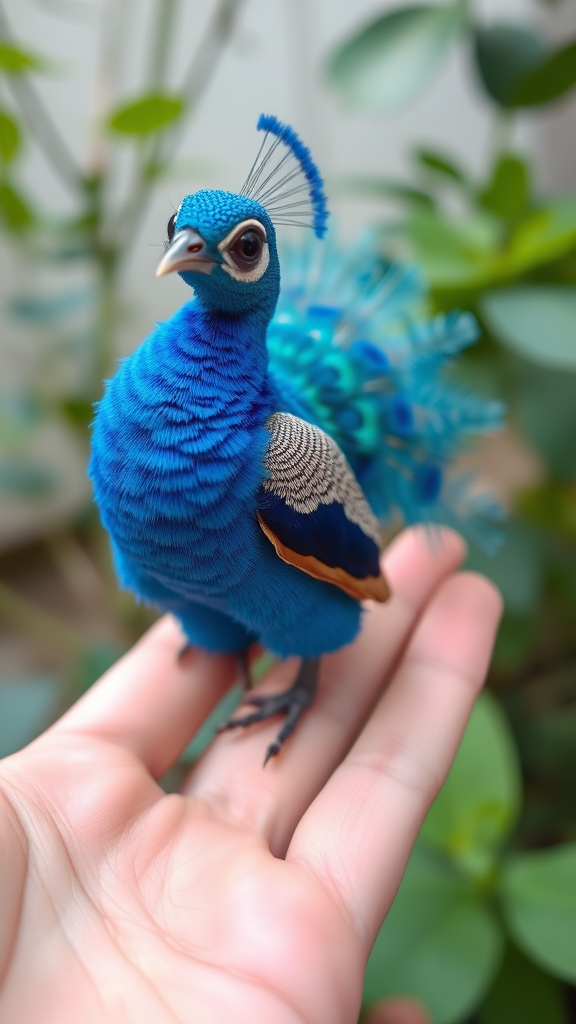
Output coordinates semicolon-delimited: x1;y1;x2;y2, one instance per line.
1;0;576;1021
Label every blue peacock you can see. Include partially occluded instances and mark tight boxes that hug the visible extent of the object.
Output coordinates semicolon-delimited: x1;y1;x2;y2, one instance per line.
90;114;503;763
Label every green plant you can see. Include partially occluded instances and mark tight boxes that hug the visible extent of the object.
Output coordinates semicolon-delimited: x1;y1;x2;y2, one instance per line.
326;0;576;691
0;0;243;453
326;4;576;1019
364;693;576;1023
0;0;245;682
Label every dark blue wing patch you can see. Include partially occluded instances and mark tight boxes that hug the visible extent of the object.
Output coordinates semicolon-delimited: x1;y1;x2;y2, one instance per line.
257;488;381;580
256;412;389;602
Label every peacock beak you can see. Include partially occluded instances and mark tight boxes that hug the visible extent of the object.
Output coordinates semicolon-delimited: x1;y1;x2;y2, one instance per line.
156;228;215;277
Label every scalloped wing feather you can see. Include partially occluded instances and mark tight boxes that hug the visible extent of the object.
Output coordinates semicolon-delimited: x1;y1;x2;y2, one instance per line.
257;413;390;603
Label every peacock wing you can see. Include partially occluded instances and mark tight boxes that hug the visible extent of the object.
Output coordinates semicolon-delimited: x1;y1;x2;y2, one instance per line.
257;412;390;603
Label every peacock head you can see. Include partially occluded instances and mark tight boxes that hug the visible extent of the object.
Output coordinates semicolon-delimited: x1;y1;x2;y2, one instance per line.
156;114;328;320
157;190;280;317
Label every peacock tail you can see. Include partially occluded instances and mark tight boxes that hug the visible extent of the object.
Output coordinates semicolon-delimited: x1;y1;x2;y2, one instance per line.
267;231;505;553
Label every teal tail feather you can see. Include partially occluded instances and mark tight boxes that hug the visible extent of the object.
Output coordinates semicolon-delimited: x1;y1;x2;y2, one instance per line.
267;232;505;553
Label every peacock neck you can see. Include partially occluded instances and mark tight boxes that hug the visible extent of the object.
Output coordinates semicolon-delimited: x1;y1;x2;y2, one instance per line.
151;299;274;432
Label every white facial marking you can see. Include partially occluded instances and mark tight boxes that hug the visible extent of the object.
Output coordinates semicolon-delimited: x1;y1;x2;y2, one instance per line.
218;218;269;283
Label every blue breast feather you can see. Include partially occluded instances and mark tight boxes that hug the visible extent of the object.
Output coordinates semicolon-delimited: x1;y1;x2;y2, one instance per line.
257;490;381;579
90;298;364;659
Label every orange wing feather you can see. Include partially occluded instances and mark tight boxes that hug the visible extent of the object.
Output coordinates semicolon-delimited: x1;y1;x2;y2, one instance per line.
257;512;390;603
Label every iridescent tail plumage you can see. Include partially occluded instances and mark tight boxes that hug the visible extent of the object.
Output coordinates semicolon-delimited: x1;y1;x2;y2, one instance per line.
267;232;505;553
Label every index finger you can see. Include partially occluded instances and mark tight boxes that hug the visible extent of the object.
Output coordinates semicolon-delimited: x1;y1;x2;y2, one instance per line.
287;571;503;948
52;616;238;779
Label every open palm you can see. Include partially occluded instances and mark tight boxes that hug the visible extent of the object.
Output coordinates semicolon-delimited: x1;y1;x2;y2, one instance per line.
0;529;501;1024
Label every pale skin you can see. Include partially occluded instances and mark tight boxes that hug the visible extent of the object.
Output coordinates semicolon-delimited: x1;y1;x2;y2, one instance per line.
0;528;502;1024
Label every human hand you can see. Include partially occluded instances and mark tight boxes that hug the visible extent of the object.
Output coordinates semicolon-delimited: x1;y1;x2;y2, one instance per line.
0;528;501;1024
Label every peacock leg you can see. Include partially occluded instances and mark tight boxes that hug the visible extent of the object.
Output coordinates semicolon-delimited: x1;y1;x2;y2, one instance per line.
218;657;320;765
236;649;252;690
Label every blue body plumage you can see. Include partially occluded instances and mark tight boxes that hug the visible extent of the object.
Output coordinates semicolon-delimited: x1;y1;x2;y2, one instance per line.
90;115;502;760
92;285;363;659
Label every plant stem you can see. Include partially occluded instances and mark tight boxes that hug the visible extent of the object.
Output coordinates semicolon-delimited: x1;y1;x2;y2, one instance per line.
0;580;84;656
93;246;118;388
158;0;245;163
114;0;245;258
180;0;244;121
0;2;85;193
149;0;178;88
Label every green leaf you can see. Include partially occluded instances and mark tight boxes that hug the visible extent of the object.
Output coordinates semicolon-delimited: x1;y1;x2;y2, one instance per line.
0;42;46;74
481;286;576;370
109;94;183;135
519;482;576;539
0;107;20;163
415;147;469;186
251;651;277;683
510;360;576;479
492;614;537;671
326;0;469;114
0;181;33;232
406;207;501;287
512;40;576;107
478;942;569;1024
508;195;576;274
479;155;530;221
473;24;549;107
502;660;576;800
58;397;95;433
421;693;521;879
364;845;503;1024
501;843;576;982
0;676;62;757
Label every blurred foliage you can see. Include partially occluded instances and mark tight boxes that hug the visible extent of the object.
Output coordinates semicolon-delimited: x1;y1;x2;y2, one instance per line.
364;695;576;1023
327;1;576;1020
1;1;576;1023
0;0;245;706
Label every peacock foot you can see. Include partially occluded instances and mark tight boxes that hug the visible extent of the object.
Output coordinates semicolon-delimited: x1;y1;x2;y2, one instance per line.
218;657;320;765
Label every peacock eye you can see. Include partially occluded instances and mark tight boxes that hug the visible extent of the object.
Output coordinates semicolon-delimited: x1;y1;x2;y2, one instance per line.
167;212;177;243
227;228;264;271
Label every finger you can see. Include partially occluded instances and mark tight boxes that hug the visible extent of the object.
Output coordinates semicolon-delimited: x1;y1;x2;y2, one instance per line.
287;571;502;948
185;527;466;852
365;998;431;1024
53;616;237;778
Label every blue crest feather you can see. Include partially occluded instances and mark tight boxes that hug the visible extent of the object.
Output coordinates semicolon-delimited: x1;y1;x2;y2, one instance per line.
240;114;329;238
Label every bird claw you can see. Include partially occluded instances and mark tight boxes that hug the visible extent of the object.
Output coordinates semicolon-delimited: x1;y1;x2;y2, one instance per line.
217;658;320;765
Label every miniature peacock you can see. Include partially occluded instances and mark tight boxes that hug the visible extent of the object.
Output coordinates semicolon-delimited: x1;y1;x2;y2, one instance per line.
90;115;502;763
